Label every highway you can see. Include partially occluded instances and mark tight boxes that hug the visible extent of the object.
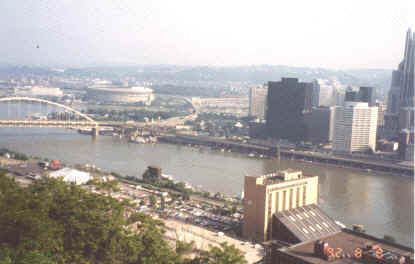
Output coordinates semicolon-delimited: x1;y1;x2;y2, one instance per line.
158;134;414;176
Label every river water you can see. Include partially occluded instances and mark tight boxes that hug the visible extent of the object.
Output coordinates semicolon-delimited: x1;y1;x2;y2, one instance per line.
0;102;413;246
0;127;413;247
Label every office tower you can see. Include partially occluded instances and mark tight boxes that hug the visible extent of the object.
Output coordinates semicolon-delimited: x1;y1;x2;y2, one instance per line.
317;79;334;106
311;80;320;107
388;69;403;114
345;87;359;102
333;88;345;106
249;85;268;120
266;78;313;142
387;69;403;114
399;129;414;161
333;102;378;153
399;107;415;132
345;86;376;106
386;28;415;135
304;106;336;143
243;169;318;242
359;86;375;106
376;102;387;138
400;28;415;108
384;113;400;139
315;79;346;107
376;102;387;127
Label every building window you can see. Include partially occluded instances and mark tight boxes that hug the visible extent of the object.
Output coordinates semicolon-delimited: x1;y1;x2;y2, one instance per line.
303;186;307;205
289;189;293;210
275;192;279;212
282;190;287;211
296;187;300;207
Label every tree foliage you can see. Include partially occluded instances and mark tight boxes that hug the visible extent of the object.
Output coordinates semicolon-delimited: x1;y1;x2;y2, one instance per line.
0;172;247;264
192;243;247;264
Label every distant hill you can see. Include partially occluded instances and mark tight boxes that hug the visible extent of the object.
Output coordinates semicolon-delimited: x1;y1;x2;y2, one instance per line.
0;64;392;98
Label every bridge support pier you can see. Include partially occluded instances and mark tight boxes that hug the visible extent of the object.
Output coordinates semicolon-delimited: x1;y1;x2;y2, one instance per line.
92;127;99;137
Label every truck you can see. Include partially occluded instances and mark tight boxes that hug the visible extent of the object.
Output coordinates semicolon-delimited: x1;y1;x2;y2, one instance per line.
49;160;60;170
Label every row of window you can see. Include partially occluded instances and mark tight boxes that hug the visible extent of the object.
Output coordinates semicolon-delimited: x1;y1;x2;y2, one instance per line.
267;182;306;194
267;186;307;218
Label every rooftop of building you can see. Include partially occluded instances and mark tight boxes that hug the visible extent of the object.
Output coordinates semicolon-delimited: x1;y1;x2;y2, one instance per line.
401;128;415;134
344;101;371;107
87;85;153;93
269;78;311;85
253;169;316;186
277;229;414;264
273;204;341;243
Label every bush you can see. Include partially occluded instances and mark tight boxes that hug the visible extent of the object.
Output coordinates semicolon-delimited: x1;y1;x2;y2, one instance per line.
0;172;180;264
110;171;121;178
13;153;28;161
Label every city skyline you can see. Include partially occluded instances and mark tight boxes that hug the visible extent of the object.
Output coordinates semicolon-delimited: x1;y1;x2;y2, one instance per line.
0;0;414;69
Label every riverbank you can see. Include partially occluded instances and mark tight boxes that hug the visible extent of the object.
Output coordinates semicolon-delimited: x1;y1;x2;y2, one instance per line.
157;134;413;177
0;147;240;210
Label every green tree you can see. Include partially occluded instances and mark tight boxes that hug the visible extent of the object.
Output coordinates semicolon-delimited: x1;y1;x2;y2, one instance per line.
160;195;166;211
176;241;195;260
194;243;247;264
214;192;222;200
149;195;157;208
0;172;247;264
231;205;238;215
0;172;180;264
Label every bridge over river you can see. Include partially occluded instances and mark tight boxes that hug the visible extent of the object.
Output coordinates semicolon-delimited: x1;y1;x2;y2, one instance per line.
0;96;199;135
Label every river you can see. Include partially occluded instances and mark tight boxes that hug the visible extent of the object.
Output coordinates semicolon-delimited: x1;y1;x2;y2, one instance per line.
0;127;413;247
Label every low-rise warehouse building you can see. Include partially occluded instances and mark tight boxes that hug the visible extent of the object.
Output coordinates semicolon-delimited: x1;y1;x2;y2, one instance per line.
265;229;414;264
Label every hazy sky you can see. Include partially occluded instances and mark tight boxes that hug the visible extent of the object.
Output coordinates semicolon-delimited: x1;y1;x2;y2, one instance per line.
1;0;414;69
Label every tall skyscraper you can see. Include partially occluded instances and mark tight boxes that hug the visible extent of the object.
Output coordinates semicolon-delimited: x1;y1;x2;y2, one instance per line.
311;80;320;107
400;29;415;108
345;86;359;102
345;86;376;106
304;106;336;143
376;102;387;138
243;170;318;242
398;129;414;161
386;28;415;137
266;78;313;142
359;86;376;106
387;69;402;114
316;79;334;106
333;102;378;153
249;85;268;120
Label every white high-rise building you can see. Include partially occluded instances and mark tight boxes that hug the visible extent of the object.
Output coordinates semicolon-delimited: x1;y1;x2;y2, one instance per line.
249;85;268;120
333;102;378;153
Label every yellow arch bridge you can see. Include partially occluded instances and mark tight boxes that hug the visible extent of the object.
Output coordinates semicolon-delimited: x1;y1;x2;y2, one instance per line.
0;97;100;136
